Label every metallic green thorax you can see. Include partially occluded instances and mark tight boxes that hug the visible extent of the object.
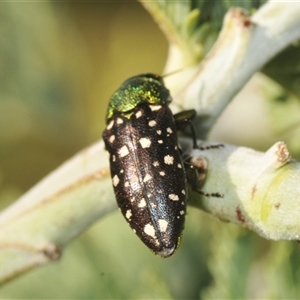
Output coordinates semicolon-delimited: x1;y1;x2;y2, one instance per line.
105;73;172;122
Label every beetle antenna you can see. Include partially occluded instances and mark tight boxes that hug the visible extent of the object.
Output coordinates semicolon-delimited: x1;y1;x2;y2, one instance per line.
162;69;183;78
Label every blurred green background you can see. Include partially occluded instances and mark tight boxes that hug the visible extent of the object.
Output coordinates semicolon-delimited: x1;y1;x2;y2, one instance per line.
1;2;300;299
0;1;167;198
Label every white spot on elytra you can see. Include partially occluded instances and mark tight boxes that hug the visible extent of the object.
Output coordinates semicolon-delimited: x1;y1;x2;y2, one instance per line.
159;171;165;176
169;194;179;201
164;155;174;165
180;210;185;215
109;135;115;143
126;209;132;220
148;120;157;127
133;229;136;233
131;175;138;183
144;223;156;238
135;110;142;118
151;203;157;208
139;137;151;148
167;127;173;134
143;174;152;182
116;118;123;124
177;163;182;169
112;155;116;162
124;181;129;187
107;120;114;130
158;219;168;232
150;105;162;111
112;175;119;187
156;130;162;135
138;198;146;208
153;161;159;167
158;140;163;144
182;189;186;195
119;145;129;157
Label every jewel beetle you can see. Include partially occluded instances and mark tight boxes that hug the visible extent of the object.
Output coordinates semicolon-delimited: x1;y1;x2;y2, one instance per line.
102;73;196;258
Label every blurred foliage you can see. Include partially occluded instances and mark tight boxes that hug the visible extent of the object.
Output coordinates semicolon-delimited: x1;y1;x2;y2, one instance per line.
261;72;300;158
140;0;266;65
0;2;167;192
262;44;300;99
261;44;300;158
1;1;300;299
0;209;214;299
